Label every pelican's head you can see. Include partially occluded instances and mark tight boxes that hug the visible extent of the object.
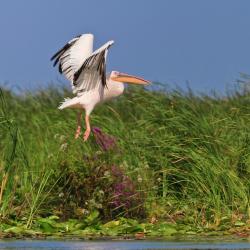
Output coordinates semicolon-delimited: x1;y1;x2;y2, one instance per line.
110;71;150;85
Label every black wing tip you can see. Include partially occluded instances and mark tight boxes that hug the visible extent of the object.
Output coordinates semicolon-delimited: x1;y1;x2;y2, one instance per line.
50;55;59;67
53;60;58;67
50;54;56;61
59;64;63;74
50;42;70;63
50;35;82;64
50;52;60;63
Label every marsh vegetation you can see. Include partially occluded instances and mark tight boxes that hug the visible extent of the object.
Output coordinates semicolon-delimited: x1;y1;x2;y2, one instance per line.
0;82;249;237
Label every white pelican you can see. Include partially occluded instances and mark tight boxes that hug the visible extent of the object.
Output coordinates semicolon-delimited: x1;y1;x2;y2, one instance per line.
51;33;150;141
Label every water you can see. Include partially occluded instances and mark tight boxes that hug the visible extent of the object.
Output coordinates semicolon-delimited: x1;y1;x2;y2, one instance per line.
0;239;249;250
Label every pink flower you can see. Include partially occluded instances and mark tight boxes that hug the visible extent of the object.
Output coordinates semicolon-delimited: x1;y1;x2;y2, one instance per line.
92;127;117;151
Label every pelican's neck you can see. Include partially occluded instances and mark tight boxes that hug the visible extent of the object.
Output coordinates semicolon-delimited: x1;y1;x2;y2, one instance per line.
103;78;125;100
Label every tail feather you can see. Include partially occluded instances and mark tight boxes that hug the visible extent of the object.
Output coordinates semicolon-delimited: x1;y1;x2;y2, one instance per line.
58;97;78;110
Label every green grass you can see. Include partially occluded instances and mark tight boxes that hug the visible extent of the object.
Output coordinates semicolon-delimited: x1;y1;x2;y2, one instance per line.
0;83;249;233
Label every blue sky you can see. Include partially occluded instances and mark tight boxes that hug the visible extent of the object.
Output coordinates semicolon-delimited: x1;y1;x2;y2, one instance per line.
0;0;250;93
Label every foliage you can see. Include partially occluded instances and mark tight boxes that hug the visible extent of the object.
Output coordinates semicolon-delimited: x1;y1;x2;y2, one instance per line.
0;82;249;234
1;216;249;238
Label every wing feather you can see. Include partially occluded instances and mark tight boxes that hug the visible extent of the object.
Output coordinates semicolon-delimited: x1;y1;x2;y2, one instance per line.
50;35;81;64
72;41;114;94
50;34;94;82
51;34;114;95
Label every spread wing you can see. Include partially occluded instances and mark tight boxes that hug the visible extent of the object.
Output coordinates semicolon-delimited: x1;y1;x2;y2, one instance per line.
72;40;114;95
50;34;94;82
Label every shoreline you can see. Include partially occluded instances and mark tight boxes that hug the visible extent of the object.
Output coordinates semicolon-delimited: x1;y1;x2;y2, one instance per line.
0;220;249;241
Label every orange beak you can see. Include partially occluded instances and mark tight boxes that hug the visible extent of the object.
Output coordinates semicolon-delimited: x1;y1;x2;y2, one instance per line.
111;73;151;85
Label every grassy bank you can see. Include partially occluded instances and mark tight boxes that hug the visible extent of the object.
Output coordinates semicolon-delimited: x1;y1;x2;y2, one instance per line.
0;83;249;237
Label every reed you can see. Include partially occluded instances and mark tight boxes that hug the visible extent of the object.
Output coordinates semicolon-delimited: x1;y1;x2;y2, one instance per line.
0;82;249;228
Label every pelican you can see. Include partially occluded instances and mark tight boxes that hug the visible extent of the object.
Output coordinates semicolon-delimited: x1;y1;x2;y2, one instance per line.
51;33;150;141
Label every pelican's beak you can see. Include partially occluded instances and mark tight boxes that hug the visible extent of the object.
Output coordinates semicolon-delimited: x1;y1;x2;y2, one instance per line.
111;73;150;85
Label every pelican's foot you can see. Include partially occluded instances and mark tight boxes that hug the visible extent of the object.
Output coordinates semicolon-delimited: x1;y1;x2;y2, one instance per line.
83;129;91;141
75;126;81;139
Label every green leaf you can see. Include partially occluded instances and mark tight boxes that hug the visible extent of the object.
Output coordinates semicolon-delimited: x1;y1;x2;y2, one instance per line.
38;221;56;233
102;220;120;228
234;221;245;226
156;223;178;236
4;226;26;234
124;225;144;234
84;210;100;225
186;231;197;235
48;215;59;221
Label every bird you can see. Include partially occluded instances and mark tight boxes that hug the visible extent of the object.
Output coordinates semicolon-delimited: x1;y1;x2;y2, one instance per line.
51;33;150;141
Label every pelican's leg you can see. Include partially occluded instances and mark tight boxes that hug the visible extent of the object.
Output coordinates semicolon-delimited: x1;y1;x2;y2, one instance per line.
75;111;82;139
83;114;91;141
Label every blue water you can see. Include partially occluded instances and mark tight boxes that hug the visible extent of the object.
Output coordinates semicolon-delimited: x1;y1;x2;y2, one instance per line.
0;240;249;250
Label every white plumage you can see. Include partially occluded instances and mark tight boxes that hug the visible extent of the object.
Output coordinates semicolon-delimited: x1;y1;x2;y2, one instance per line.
51;33;150;141
60;34;94;83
